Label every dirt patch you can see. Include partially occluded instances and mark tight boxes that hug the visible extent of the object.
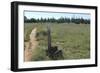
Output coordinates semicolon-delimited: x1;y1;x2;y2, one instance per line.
24;28;38;62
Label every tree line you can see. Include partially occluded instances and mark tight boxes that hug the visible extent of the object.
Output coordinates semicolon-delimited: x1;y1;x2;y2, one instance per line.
24;16;90;24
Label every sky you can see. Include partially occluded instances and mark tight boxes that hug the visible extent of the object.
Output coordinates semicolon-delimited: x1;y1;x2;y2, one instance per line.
24;11;90;20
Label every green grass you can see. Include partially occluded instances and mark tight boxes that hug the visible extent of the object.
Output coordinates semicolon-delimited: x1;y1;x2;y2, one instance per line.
24;23;90;61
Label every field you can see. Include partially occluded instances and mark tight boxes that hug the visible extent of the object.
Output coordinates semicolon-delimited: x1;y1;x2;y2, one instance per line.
24;23;90;61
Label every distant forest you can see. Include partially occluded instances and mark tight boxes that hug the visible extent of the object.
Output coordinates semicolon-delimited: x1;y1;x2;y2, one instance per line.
24;16;90;24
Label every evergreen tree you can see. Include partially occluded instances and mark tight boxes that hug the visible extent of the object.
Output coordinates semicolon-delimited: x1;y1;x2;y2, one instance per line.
24;16;90;24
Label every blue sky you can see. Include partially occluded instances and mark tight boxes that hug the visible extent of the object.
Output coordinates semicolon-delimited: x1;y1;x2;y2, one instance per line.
24;11;90;20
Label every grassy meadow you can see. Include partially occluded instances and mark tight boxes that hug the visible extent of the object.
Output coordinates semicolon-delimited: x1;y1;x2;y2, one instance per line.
24;23;90;61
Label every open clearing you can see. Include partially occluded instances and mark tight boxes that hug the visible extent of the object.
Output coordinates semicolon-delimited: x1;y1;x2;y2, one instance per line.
24;23;90;61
